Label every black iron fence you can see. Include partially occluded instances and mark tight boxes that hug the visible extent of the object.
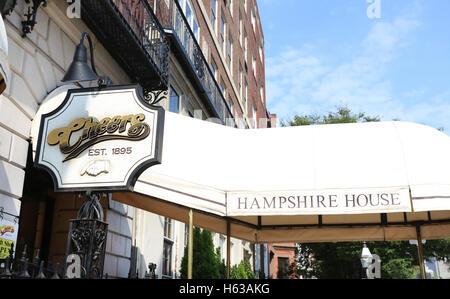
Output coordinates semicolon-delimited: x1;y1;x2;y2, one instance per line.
0;245;62;279
0;192;159;280
0;243;159;279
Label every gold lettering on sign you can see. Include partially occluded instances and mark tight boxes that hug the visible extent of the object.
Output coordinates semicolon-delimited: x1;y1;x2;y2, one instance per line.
47;114;150;162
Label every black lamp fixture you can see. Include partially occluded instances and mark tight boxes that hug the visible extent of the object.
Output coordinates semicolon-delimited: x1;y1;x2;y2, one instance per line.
62;32;112;87
0;0;17;17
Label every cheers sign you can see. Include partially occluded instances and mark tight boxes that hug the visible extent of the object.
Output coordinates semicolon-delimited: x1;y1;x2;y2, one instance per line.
34;85;164;192
47;114;150;162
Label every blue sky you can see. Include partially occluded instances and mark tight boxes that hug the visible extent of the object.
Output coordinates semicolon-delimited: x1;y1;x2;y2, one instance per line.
258;0;450;133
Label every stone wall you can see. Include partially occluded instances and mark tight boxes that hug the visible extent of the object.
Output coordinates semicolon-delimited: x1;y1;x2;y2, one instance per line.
1;0;131;277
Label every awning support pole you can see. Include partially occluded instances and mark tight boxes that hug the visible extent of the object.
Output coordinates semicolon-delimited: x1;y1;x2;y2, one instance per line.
188;209;194;279
226;220;231;279
416;226;426;279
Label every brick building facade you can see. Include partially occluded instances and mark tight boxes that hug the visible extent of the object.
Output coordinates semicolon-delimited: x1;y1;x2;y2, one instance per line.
190;0;270;128
268;243;297;279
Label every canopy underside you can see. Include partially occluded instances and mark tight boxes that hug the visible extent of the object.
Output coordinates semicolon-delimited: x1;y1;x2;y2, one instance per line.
112;191;450;243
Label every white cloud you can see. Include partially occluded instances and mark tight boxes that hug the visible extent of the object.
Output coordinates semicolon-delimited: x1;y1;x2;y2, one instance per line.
265;4;450;133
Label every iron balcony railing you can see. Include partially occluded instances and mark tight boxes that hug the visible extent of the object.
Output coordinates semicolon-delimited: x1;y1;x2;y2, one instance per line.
81;0;170;91
165;0;235;126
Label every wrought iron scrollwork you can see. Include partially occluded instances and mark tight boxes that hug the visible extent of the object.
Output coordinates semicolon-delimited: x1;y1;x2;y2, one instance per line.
0;0;17;16
64;192;108;279
193;47;205;80
0;243;62;279
145;89;169;106
22;0;47;37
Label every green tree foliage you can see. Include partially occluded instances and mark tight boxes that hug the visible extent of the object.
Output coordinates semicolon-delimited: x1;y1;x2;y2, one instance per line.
280;106;380;127
215;247;227;279
293;240;450;279
229;257;256;279
283;106;450;279
180;228;226;279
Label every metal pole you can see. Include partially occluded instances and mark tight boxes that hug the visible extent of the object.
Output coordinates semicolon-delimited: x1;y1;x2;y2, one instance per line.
260;244;265;279
226;220;231;279
188;209;194;279
416;226;426;279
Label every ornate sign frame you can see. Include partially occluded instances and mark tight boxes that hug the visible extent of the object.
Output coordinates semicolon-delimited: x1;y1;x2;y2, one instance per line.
34;84;165;192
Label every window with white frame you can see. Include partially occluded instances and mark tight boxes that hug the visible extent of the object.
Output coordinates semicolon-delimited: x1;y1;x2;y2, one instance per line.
220;79;226;97
162;217;173;278
211;58;217;80
211;0;216;30
178;0;199;41
253;102;257;128
162;240;173;277
164;217;173;239
184;223;189;246
259;40;264;61
238;63;243;98
227;32;233;71
239;11;243;46
244;79;248;107
220;14;226;55
219;235;226;259
251;5;256;32
244;30;248;64
228;96;233;113
260;86;264;104
252;53;256;77
169;86;180;113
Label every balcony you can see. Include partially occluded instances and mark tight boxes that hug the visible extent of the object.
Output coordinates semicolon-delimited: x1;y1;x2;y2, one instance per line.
81;0;170;92
159;0;235;126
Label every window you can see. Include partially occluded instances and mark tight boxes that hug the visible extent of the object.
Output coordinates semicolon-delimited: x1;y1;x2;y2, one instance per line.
162;240;173;277
260;86;264;104
169;86;180;113
253;102;257;128
244;80;248;104
238;11;243;46
244;0;247;13
251;6;256;32
219;235;226;259
238;64;243;97
220;79;226;97
229;0;233;17
178;0;199;41
184;223;189;246
227;33;233;70
211;59;217;80
228;96;233;113
277;258;290;279
220;15;226;55
163;217;173;278
252;53;256;77
259;41;264;62
164;217;173;239
244;30;248;64
211;0;216;29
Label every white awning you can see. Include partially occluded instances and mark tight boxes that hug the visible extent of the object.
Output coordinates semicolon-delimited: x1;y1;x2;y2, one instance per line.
114;112;450;243
32;89;450;243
